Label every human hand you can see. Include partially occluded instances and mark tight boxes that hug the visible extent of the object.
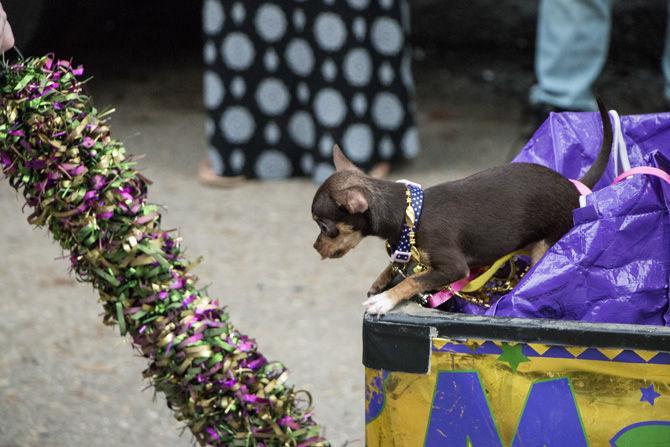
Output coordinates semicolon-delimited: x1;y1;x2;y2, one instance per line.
0;2;14;53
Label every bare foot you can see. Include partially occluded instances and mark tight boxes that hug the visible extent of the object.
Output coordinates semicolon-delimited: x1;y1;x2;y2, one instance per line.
198;159;247;188
368;162;391;179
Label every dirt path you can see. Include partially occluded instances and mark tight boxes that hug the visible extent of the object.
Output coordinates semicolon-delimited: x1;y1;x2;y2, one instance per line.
0;55;661;446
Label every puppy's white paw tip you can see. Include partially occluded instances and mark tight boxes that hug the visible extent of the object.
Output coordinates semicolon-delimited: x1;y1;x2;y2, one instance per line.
363;292;396;316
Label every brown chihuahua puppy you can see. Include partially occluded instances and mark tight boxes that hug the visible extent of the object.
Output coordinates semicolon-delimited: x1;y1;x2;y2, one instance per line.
312;101;612;315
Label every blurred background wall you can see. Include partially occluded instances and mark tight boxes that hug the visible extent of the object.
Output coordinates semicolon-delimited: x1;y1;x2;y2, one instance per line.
6;0;667;70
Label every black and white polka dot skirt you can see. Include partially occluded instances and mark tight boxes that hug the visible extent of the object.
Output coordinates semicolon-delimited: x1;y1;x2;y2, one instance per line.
202;0;420;182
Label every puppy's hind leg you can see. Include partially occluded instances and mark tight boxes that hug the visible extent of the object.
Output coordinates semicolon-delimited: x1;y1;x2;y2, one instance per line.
527;240;551;266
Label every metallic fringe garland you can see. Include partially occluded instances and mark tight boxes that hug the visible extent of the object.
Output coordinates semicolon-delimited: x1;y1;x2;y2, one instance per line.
0;55;328;447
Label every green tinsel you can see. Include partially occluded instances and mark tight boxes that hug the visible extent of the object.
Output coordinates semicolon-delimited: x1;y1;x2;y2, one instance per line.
0;55;328;447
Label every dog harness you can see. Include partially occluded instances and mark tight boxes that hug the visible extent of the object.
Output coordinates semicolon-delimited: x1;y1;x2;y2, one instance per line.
386;179;426;270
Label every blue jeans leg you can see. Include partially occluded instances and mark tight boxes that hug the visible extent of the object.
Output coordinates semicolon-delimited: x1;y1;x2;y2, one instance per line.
662;0;670;102
530;0;612;111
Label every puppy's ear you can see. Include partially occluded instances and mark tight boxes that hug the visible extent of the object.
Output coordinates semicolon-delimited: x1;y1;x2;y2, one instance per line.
333;144;361;172
331;188;368;214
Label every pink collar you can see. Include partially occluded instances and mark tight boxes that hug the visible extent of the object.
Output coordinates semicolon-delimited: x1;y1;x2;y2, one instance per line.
569;178;592;195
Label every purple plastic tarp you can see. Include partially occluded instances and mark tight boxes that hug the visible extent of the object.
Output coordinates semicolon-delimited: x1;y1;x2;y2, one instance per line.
465;111;670;325
511;111;670;189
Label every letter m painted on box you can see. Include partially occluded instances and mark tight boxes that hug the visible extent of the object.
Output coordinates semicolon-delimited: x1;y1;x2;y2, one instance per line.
424;371;587;446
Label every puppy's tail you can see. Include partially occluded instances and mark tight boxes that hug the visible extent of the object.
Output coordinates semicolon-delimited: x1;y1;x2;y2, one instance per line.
579;98;613;189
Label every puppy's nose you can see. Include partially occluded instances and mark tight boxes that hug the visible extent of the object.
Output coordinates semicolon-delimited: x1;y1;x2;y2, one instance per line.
313;242;327;259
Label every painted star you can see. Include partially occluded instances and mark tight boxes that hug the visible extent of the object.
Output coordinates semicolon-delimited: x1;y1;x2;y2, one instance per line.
497;343;530;372
640;384;661;406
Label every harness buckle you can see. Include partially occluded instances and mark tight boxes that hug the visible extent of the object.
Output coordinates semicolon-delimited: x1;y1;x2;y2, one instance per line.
390;250;412;263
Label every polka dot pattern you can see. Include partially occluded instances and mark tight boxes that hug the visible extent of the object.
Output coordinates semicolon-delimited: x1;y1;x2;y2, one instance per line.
289;112;316;148
208;146;224;174
222;33;255;70
286;39;314;76
319;134;335;157
379;0;394;10
401;50;414;91
353;17;367;41
314;13;347;52
263;49;280;72
301;153;314;173
264;122;281;144
292;9;306;31
402;126;420;158
231;2;245;24
221;107;255;143
255;150;292;179
205;118;215;138
372;92;405;130
297;82;310;104
231;76;246;98
203;0;419;180
371;17;404;55
343;124;373;163
379;62;395;85
321;59;338;82
230;149;246;173
255;78;289;116
203;0;225;35
348;0;370;10
203;40;217;64
314;88;346;127
203;71;225;109
352;93;368;116
379;136;395;159
255;4;287;43
343;48;372;87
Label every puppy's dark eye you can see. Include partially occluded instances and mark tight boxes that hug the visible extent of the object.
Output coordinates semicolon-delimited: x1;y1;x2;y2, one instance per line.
318;221;328;233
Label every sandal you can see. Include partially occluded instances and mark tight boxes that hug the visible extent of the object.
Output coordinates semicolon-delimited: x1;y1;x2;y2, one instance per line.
198;158;247;188
368;162;392;179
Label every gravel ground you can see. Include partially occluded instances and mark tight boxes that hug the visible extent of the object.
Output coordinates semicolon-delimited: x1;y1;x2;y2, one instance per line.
0;52;663;446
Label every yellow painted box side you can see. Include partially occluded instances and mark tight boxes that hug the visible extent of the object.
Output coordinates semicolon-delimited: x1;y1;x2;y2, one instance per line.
365;338;670;446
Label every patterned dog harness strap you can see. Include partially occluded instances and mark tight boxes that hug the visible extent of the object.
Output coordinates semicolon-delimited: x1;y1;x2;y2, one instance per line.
387;179;424;265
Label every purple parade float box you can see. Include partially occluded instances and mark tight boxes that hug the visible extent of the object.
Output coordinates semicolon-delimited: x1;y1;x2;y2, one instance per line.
363;110;670;446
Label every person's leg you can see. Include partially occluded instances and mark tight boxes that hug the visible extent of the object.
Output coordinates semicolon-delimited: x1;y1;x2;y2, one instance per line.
201;0;419;186
530;0;612;111
304;0;419;183
662;0;670;103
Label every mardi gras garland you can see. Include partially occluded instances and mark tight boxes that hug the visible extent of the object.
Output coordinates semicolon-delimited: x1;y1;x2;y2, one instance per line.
0;55;328;446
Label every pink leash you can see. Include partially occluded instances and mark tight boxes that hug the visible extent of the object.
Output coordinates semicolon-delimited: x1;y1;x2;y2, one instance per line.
427;273;477;308
570;166;670;194
612;166;670;185
425;166;670;308
569;179;592;195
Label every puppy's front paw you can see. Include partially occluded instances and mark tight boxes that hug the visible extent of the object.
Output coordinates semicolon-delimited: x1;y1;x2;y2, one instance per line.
362;292;397;316
367;280;390;297
367;286;381;297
